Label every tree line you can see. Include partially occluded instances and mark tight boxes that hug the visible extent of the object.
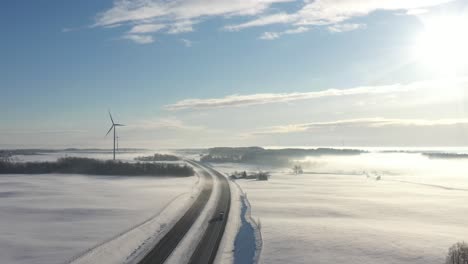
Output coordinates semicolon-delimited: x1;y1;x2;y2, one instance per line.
0;157;193;177
134;153;180;162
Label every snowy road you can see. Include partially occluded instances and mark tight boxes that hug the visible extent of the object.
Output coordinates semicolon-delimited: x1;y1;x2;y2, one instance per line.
138;160;231;264
188;163;231;264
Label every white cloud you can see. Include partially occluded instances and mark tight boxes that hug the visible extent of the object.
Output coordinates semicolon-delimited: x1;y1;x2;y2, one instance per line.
328;23;366;33
167;20;195;34
227;0;454;30
129;23;166;33
94;0;294;43
259;26;309;40
296;0;453;26
180;38;193;47
284;26;309;34
95;0;292;29
166;77;468;110
165;82;421;110
405;8;429;15
259;31;281;40
94;0;454;42
123;34;154;44
132;118;203;131
253;118;468;135
225;12;297;31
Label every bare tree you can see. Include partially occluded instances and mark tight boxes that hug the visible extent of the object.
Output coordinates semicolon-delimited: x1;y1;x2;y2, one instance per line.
292;164;303;175
446;241;468;264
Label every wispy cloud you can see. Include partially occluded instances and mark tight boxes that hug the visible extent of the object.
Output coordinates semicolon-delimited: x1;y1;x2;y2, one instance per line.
62;27;74;33
167;20;195;34
259;31;280;40
227;0;454;30
165;82;419;110
259;26;309;40
123;34;154;44
166;77;468;110
129;23;166;34
180;38;193;47
132;118;203;131
94;0;291;41
328;23;366;33
94;0;291;28
225;12;296;31
405;8;429;15
252;118;468;135
93;0;454;43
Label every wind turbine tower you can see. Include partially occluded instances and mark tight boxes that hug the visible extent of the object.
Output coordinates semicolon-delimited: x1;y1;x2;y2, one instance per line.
106;112;125;160
116;136;120;152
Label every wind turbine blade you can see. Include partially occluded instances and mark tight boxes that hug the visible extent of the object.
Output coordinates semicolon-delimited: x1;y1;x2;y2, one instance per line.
115;124;125;126
108;111;115;125
105;125;114;136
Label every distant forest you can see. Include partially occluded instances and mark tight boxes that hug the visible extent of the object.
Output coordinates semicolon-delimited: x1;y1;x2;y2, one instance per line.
135;153;180;162
381;150;468;159
0;157;193;177
201;147;365;166
423;153;468;159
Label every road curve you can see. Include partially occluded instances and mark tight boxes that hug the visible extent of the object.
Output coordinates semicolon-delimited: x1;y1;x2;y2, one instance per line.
137;160;231;264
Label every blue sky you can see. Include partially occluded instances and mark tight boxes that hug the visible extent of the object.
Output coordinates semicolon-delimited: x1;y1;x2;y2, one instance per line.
1;0;468;148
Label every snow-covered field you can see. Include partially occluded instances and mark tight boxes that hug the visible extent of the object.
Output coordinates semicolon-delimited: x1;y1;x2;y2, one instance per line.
211;152;468;264
4;149;468;264
0;173;196;264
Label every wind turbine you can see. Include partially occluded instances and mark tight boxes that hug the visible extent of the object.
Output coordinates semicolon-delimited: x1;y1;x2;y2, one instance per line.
106;111;125;160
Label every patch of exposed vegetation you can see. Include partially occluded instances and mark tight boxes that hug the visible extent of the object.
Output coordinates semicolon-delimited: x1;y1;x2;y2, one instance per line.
201;147;365;166
229;170;270;181
135;153;180;162
0;157;193;177
292;164;303;175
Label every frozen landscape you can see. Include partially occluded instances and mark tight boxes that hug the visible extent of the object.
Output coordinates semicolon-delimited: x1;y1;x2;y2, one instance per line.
4;1;468;263
2;148;468;264
211;150;468;264
0;171;197;264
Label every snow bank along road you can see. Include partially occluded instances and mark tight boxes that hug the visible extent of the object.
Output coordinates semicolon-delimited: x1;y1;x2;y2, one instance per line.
138;160;231;264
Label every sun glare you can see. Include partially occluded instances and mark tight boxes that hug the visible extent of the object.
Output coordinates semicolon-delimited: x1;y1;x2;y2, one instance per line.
413;15;468;74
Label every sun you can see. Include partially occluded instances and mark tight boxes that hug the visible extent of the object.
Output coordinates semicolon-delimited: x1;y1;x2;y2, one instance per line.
413;15;468;74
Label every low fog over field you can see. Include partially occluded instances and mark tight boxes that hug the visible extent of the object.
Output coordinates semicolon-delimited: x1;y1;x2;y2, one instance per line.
211;149;468;264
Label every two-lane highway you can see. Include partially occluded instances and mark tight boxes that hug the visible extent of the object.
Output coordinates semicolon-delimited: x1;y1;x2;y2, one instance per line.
138;160;231;264
188;164;231;264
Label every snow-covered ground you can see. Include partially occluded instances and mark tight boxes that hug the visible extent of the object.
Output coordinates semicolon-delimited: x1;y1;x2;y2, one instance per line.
0;173;197;264
211;152;468;264
5;149;467;264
